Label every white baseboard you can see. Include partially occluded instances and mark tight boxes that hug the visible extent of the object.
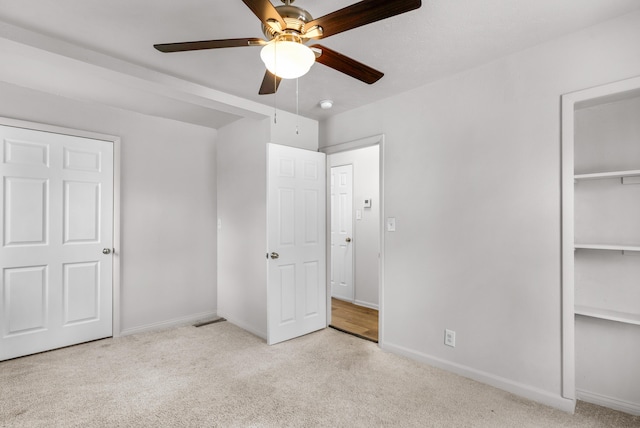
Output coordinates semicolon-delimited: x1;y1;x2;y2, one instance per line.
331;296;379;311
382;341;576;414
354;300;379;310
216;313;267;340
577;389;640;416
119;311;217;336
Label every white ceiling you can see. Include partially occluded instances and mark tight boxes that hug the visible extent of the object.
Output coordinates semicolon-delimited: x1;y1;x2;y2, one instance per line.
1;0;639;125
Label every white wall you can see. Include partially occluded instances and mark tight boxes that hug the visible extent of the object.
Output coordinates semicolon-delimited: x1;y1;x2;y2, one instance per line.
329;145;380;308
271;111;319;151
0;82;218;334
217;111;318;338
319;10;640;411
216;117;270;337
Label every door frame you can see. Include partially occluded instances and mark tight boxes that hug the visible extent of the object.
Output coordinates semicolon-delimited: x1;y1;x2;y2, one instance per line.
0;116;122;337
320;134;385;345
561;75;640;401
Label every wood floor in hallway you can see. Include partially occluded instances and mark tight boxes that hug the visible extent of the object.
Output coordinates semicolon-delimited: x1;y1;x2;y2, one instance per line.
330;298;379;342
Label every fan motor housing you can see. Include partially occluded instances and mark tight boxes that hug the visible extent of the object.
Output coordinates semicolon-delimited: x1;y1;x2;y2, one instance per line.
262;5;313;40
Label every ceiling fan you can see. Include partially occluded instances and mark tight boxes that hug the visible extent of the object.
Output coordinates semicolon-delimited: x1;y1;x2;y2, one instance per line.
154;0;422;95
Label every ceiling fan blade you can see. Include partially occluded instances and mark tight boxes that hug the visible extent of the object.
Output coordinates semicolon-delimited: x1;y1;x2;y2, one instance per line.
154;38;266;53
259;70;282;95
304;0;421;39
242;0;286;30
311;45;383;84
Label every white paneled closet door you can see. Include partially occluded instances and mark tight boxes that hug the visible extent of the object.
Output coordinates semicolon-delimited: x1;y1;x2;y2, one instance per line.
0;125;113;361
267;143;326;345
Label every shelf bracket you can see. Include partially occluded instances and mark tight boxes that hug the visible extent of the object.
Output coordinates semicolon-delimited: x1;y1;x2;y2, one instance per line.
622;250;640;256
621;176;640;185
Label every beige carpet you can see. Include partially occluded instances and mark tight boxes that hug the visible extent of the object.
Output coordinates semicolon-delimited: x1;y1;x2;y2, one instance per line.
1;322;638;427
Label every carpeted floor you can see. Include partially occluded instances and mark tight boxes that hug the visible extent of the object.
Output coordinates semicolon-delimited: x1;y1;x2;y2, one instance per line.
1;322;638;427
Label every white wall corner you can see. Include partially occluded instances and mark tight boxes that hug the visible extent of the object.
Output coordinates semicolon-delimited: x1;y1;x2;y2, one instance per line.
119;311;218;337
218;313;267;341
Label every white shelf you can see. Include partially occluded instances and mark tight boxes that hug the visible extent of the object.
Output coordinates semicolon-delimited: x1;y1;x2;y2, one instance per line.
575;305;640;326
574;244;640;252
574;169;640;180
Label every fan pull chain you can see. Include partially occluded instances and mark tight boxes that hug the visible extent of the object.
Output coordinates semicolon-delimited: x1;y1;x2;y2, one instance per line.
273;41;277;124
295;78;299;135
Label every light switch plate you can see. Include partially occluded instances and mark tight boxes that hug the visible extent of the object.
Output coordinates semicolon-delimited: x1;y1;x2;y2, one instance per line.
356;209;362;220
386;217;396;232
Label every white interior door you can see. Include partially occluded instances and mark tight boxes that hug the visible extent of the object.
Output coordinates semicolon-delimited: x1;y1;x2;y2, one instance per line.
0;125;113;361
330;164;354;302
267;143;326;345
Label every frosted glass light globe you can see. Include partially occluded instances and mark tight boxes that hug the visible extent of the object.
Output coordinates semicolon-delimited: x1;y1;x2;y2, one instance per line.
260;40;315;79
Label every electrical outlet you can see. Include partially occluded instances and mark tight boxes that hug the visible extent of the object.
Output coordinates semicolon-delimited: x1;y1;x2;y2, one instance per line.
445;329;456;347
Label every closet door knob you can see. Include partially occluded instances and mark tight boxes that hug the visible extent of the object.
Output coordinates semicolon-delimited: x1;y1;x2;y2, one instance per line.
270;252;280;259
345;237;352;243
102;248;112;255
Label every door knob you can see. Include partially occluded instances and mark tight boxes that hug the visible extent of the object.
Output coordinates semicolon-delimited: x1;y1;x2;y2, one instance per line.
345;237;351;243
102;248;112;255
270;252;280;259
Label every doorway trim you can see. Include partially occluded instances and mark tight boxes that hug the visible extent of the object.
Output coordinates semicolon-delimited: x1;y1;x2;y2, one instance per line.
320;134;385;345
0;116;122;337
561;75;640;402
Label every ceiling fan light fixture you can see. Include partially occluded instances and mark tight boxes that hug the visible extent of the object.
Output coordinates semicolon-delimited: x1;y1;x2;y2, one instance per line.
260;36;315;79
155;0;423;95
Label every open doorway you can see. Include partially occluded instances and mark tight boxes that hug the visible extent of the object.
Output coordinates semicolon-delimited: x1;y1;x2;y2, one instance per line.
327;143;380;342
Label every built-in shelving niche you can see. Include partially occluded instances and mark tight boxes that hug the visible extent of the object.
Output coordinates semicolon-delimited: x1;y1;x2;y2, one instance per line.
574;248;640;326
562;76;640;416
